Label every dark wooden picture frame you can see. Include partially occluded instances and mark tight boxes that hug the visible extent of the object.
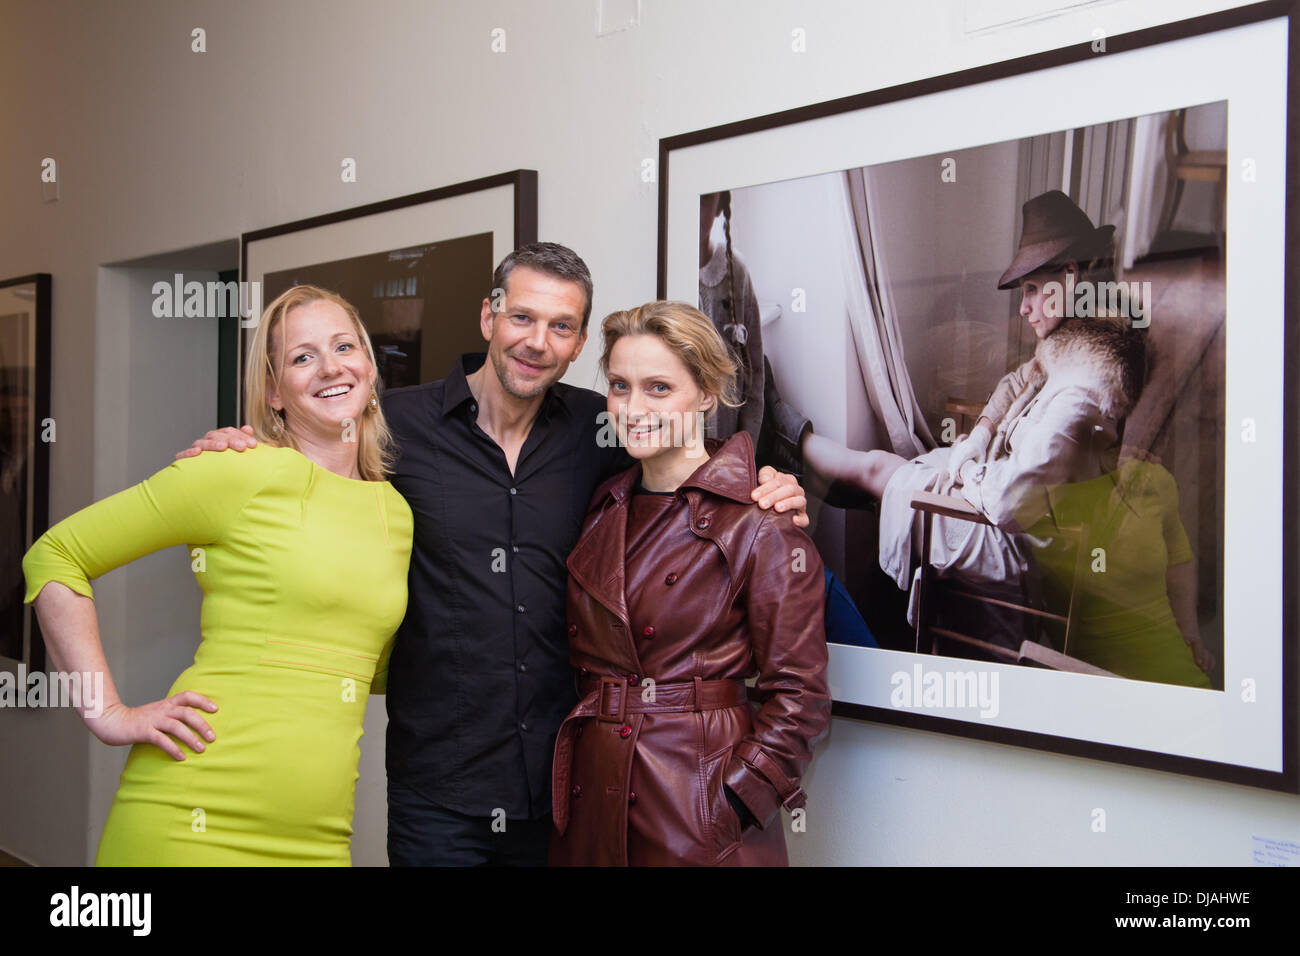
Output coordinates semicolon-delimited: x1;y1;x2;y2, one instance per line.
657;2;1298;792
0;273;51;673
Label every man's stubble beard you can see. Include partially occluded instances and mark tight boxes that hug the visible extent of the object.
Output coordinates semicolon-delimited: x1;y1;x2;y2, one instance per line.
490;345;554;401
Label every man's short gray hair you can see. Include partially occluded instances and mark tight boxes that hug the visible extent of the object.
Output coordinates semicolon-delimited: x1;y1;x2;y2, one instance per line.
490;242;593;332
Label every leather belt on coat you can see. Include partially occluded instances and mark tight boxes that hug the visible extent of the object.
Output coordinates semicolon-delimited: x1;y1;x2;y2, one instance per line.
551;675;748;834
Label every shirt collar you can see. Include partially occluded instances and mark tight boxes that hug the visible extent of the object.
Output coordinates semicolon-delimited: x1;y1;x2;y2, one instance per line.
441;353;484;418
440;352;572;422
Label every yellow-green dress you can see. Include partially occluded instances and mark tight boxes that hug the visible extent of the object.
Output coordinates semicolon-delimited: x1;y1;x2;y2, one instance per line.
1027;459;1211;689
22;444;413;865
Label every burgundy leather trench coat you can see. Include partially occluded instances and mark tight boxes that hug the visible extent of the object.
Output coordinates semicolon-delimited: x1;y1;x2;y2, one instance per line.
550;431;831;866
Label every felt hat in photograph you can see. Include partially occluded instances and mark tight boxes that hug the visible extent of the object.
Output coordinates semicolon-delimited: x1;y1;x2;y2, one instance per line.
997;190;1116;289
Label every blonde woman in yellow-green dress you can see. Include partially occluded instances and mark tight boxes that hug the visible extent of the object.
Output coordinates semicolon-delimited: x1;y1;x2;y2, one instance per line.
23;285;413;865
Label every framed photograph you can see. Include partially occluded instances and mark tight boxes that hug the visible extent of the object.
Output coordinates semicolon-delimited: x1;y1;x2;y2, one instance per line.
658;3;1297;790
238;169;537;421
0;274;51;673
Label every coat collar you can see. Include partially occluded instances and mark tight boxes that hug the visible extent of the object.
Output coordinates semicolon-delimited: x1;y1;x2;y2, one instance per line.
1033;318;1145;420
566;430;759;637
599;430;758;508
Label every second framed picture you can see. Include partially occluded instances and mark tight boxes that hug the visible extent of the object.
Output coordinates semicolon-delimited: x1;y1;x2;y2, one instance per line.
0;274;51;674
658;3;1296;790
238;169;537;422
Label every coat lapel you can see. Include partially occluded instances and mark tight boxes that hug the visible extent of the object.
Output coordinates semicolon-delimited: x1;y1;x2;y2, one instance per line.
566;432;758;642
566;467;638;630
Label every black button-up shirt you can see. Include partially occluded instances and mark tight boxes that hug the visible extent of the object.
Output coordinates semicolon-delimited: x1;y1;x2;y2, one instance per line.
382;353;630;818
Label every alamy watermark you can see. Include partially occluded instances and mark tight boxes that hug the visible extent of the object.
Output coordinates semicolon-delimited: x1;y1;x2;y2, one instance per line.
890;662;999;718
595;408;709;458
50;885;150;936
1042;274;1151;328
151;274;261;327
0;665;104;717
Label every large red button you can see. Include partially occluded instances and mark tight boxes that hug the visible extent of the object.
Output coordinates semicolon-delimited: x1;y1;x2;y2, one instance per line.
568;624;577;636
642;625;655;638
627;674;639;685
619;725;632;738
628;792;637;805
664;573;678;585
696;516;711;530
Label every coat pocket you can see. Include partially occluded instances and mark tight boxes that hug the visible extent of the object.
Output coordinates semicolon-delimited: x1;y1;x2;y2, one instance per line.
700;744;743;864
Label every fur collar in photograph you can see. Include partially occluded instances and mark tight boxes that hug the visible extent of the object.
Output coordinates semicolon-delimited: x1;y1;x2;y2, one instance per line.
1030;317;1146;421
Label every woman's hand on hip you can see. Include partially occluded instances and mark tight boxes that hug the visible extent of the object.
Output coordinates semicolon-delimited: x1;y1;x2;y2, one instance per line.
90;691;219;761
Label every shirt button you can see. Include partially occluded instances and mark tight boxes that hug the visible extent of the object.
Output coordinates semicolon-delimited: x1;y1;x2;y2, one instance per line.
618;725;632;739
628;791;637;806
509;487;517;496
664;573;678;585
696;516;711;530
470;402;478;414
512;545;519;553
576;724;584;738
516;604;526;613
572;784;582;798
519;721;528;731
642;625;655;638
579;667;589;678
518;662;527;673
569;624;578;636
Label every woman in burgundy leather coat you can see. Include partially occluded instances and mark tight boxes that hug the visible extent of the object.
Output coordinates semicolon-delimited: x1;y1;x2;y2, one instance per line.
550;301;831;866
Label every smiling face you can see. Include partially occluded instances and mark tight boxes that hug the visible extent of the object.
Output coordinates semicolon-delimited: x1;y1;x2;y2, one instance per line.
480;265;587;401
1019;262;1077;339
266;299;375;440
606;333;714;463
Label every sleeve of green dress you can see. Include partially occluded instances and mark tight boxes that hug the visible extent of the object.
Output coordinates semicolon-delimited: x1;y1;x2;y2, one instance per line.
22;448;276;604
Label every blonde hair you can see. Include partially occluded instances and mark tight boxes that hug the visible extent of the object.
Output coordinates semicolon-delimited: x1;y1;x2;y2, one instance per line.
245;284;396;481
599;301;741;418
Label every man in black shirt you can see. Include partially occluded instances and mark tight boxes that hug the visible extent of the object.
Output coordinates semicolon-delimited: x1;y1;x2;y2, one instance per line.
381;244;622;865
181;243;807;865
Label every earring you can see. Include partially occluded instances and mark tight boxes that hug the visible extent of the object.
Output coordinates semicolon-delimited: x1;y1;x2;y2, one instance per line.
368;389;378;412
270;410;285;434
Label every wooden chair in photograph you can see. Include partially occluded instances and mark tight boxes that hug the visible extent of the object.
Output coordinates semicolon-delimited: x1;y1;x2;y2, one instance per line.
943;397;986;438
1156;107;1227;242
907;489;1115;676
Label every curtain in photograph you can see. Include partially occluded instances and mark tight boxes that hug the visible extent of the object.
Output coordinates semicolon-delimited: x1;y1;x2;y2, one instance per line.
837;169;934;456
1122;112;1165;269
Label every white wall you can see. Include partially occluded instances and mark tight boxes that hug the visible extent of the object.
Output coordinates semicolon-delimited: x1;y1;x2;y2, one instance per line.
1;0;1293;866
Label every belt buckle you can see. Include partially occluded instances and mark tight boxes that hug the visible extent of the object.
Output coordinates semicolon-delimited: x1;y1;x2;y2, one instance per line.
782;787;807;813
597;675;627;723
